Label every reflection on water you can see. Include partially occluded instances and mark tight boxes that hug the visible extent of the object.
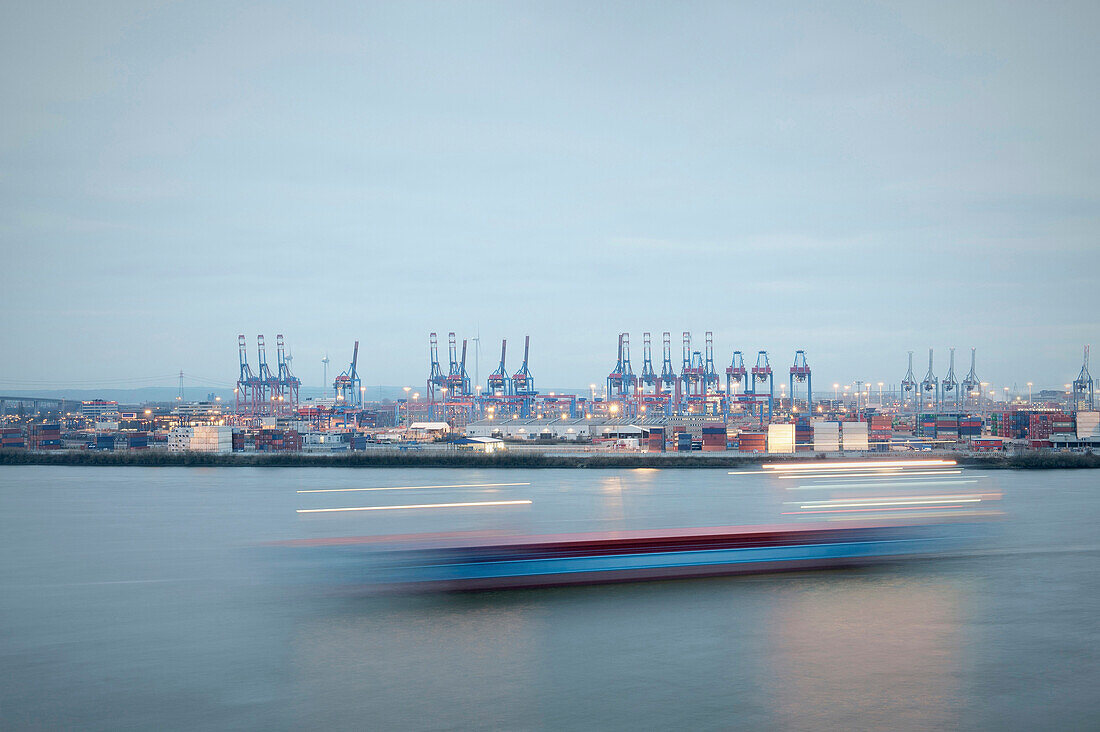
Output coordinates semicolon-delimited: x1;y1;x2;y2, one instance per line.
769;577;961;730
1;466;1097;730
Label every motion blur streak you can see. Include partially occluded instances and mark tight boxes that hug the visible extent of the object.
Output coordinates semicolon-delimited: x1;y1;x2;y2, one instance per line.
794;479;978;490
822;510;1004;521
771;459;1002;522
777;470;963;480
296;500;533;513
296;482;531;493
762;460;956;472
795;498;984;509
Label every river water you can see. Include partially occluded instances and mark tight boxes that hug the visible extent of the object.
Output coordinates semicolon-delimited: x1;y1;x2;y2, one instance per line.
1;466;1097;730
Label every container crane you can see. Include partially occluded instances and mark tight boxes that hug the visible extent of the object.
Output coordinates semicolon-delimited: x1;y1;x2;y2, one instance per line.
445;333;471;397
659;332;679;402
276;334;300;411
920;348;939;411
703;332;719;394
621;333;637;396
333;340;361;406
607;333;625;398
961;348;981;408
256;335;275;413
235;334;258;414
749;351;774;425
1073;345;1095;412
487;339;512;396
680;332;704;400
512;336;536;417
941;347;959;410
726;351;747;398
789;350;812;414
640;332;658;393
901;351;918;411
427;332;447;408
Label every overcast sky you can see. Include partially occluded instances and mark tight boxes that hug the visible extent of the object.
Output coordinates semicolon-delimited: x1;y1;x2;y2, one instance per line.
1;1;1097;393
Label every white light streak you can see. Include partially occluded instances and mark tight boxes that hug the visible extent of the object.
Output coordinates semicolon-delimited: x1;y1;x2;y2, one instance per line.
793;496;984;509
297;500;533;513
791;478;977;490
297;482;531;494
762;460;956;472
775;469;964;479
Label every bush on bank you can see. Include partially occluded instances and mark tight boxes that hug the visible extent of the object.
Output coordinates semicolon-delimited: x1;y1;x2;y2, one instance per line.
0;449;1098;470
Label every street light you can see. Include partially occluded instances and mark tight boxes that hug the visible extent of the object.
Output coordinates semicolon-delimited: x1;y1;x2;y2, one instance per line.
403;386;411;425
1027;382;1033;404
833;383;839;402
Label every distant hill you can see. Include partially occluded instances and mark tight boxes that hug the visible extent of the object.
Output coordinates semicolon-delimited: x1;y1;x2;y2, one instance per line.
0;385;590;404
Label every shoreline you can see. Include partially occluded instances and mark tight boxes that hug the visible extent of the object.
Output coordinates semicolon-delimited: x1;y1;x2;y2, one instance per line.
1;449;1098;470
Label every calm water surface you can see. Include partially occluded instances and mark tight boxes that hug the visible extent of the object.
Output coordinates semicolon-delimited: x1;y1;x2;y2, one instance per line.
1;466;1097;730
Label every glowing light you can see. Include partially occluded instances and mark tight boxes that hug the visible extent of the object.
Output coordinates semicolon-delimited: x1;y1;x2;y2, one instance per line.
297;482;531;493
297;500;533;513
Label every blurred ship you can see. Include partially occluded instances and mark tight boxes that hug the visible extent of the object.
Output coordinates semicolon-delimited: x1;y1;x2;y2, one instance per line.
282;519;995;592
283;459;1001;592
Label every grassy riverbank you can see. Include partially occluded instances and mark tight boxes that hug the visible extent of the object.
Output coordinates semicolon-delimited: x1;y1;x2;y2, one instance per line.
2;449;1098;470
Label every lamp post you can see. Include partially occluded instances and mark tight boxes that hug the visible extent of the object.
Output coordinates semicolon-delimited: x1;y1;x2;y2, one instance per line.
403;386;411;426
1027;382;1033;404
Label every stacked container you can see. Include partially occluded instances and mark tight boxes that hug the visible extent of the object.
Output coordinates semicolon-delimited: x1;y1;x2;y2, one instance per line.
168;427;192;451
959;417;982;438
812;421;840;452
95;433;116;451
936;416;959;443
647;427;665;453
794;418;813;451
190;426;233;453
1077;411;1100;439
676;432;693;452
841;422;869;451
971;437;1004;451
767;424;795;454
125;432;149;450
1;427;24;449
255;429;302;452
868;414;892;443
737;429;765;453
1051;416;1075;435
27;423;61;450
1027;414;1066;441
701;423;725;452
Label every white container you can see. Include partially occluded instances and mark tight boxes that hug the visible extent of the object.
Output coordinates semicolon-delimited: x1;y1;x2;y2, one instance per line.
1077;411;1099;439
767;424;795;454
841;421;869;451
813;421;841;451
